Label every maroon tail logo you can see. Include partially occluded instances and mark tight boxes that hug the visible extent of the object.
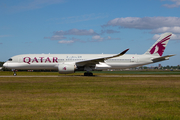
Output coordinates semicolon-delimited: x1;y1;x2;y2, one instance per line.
149;34;171;56
63;67;66;70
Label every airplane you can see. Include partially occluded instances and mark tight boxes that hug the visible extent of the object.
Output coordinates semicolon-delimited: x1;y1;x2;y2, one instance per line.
3;33;175;76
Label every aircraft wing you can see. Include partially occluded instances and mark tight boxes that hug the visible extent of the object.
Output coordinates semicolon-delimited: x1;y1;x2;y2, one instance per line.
152;54;175;63
76;49;129;66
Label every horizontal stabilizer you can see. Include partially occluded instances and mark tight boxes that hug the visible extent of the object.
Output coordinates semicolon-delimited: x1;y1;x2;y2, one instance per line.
152;54;175;63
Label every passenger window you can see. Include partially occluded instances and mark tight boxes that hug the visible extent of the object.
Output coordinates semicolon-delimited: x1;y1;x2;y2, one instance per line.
8;58;12;61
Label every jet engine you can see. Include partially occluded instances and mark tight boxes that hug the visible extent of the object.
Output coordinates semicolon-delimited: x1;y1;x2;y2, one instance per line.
58;63;76;74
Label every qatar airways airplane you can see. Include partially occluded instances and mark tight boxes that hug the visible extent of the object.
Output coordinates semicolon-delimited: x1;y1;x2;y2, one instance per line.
3;33;174;76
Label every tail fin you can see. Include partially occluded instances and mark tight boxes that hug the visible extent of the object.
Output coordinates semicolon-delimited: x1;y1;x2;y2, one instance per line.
144;33;172;56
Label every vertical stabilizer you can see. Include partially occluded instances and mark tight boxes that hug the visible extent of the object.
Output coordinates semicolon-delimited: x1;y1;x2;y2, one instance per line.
144;33;172;56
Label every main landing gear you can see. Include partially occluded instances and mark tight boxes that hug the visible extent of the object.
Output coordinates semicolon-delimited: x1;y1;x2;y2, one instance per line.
84;71;93;76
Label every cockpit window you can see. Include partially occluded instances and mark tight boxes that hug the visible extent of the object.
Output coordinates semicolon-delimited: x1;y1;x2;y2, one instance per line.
8;58;12;61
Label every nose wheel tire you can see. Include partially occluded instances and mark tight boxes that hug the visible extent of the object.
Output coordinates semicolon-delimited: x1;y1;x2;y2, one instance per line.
12;69;17;76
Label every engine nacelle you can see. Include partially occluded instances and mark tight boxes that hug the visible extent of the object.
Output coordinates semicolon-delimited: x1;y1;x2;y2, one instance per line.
58;63;76;74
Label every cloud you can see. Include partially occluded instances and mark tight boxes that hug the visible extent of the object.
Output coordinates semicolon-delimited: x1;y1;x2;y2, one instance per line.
54;28;98;36
58;37;83;44
170;34;180;40
152;34;162;40
46;28;120;44
152;33;180;40
58;40;74;44
162;0;180;8
45;28;98;42
151;27;180;34
91;35;120;42
45;28;98;44
101;29;120;34
104;17;180;29
107;36;120;40
44;35;66;40
92;35;104;41
58;35;120;44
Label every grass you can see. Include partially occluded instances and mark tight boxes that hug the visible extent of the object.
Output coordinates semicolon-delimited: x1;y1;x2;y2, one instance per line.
91;70;180;75
0;70;180;76
0;77;180;119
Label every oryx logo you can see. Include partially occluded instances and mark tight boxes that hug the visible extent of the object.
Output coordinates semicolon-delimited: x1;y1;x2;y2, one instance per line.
149;34;171;56
63;67;66;70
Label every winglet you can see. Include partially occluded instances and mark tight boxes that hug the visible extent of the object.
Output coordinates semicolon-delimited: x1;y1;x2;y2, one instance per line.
120;48;129;55
105;48;129;59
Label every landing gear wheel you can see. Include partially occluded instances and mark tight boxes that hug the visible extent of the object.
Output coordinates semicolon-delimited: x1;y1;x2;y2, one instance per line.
12;69;17;76
84;72;93;76
89;72;93;76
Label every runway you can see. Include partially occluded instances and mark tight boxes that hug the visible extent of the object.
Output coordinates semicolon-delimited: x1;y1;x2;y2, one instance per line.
0;75;180;77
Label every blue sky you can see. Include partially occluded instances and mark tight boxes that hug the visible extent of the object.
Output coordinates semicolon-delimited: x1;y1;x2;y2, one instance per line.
0;0;180;66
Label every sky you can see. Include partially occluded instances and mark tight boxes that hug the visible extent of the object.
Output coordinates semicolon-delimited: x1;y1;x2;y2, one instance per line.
0;0;180;66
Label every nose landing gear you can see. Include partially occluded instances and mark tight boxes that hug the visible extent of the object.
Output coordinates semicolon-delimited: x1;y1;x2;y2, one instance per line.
12;69;17;76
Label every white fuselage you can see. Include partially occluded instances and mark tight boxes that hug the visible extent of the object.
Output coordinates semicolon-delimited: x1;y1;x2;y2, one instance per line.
3;33;174;75
3;54;155;70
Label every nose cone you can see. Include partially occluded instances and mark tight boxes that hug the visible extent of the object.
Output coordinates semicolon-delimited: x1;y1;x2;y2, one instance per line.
3;62;8;68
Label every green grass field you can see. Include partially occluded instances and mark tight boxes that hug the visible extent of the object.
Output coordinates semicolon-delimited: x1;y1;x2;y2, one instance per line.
0;70;180;76
0;76;180;119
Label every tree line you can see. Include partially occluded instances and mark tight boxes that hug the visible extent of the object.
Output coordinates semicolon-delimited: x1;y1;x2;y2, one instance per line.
0;62;4;67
